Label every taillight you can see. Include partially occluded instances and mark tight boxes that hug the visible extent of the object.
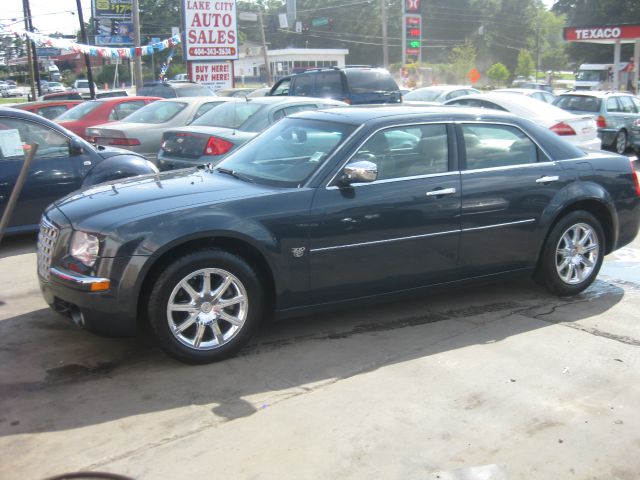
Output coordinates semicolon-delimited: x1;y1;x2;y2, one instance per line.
204;136;234;156
630;159;640;197
341;98;352;105
597;115;607;128
550;122;576;136
109;137;141;146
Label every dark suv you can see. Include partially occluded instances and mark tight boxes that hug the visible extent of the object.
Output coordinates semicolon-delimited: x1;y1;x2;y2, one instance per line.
268;67;401;105
137;81;213;99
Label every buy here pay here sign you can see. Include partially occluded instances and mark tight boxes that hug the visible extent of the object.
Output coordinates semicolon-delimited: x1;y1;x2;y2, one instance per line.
184;0;238;60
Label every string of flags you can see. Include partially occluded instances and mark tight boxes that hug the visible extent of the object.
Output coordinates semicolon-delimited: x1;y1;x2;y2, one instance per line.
15;28;181;59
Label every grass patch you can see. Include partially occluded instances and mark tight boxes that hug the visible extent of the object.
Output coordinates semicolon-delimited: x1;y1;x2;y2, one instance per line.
0;97;28;105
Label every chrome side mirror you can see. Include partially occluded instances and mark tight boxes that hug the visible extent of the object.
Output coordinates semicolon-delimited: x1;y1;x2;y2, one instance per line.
339;160;378;185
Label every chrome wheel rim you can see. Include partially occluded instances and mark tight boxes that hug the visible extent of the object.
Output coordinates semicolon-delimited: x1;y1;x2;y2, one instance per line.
555;223;599;285
167;268;248;350
615;132;626;154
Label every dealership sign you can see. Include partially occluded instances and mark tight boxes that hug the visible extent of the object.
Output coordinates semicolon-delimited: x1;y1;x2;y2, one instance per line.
188;61;233;91
564;25;640;41
183;0;238;60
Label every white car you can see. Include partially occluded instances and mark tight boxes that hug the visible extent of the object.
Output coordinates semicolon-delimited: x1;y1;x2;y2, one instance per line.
0;84;23;98
493;88;556;104
445;92;601;150
403;85;481;103
46;82;66;93
72;79;99;99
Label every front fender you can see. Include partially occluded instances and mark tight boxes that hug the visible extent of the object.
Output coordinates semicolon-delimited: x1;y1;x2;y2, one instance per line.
82;155;159;187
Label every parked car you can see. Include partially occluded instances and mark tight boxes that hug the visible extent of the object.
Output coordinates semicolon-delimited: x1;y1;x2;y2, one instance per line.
12;99;83;120
552;91;640;154
95;90;128;99
269;67;402;105
444;92;601;150
37;106;640;363
87;97;234;162
403;85;480;103
72;80;99;99
493;88;555;104
39;91;83;101
46;81;66;93
246;87;271;98
39;80;50;94
158;97;347;170
55;96;161;139
137;81;213;98
512;81;553;93
214;87;257;97
1;84;23;98
0;108;158;235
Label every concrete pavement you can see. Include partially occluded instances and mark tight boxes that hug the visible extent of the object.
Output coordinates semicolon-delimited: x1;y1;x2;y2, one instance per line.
1;233;639;480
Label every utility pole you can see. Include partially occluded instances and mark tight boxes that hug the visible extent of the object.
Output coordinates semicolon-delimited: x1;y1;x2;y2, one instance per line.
22;0;36;100
75;0;96;99
23;0;42;97
132;0;143;91
535;23;540;82
381;0;388;69
258;10;272;86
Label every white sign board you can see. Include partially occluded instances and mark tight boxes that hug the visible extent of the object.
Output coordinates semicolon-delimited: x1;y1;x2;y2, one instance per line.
184;0;238;60
189;62;234;91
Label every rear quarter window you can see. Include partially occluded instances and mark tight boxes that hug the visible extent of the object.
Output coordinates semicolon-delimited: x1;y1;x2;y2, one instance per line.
344;70;399;93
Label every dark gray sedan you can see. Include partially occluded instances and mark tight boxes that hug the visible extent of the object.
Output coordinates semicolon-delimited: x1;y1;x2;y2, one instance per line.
157;96;346;170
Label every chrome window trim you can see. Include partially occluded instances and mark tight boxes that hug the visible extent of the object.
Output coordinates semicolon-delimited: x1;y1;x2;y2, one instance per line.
461;161;557;175
311;218;536;253
456;120;554;165
324;120;453;189
326;170;460;190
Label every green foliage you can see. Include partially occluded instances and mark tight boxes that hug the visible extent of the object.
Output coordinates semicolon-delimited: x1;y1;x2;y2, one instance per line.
487;62;510;85
515;49;535;78
450;42;476;83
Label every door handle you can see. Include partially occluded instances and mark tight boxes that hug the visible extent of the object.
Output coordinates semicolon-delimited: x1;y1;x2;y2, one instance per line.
426;187;456;196
536;175;559;183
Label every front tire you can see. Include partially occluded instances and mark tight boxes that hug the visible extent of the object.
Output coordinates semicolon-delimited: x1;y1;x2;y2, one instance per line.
535;211;604;296
148;249;264;364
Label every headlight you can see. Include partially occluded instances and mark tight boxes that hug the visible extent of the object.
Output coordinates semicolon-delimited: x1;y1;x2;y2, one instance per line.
70;231;100;267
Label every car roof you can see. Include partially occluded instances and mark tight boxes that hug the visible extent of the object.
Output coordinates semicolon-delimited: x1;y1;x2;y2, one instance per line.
239;96;346;106
13;100;83;109
495;88;550;94
293;105;526;126
557;90;632;98
142;81;206;89
413;85;475;92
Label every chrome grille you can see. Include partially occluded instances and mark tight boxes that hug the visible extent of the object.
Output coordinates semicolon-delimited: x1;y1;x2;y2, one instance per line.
37;217;59;282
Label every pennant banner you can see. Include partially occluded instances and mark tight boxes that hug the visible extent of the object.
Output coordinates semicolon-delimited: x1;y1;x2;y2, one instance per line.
20;30;181;58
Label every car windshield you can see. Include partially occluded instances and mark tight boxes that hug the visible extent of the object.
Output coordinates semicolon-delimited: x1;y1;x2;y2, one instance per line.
344;70;398;92
56;101;101;120
215;117;355;187
576;70;607;82
123;101;186;124
76;80;89;88
190;101;265;130
404;89;444;101
553;95;601;113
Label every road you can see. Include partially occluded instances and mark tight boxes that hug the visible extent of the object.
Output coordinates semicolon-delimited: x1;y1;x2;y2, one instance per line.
1;230;639;480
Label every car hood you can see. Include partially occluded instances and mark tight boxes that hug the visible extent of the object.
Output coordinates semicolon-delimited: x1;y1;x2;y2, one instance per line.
54;167;274;231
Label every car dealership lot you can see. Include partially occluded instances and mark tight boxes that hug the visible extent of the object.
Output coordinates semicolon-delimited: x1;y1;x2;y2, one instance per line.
1;232;639;480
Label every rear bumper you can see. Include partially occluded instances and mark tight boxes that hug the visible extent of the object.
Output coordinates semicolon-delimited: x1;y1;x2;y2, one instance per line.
598;128;618;146
577;137;603;151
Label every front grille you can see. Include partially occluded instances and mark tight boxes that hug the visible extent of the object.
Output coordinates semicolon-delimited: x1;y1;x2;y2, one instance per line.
37;217;59;282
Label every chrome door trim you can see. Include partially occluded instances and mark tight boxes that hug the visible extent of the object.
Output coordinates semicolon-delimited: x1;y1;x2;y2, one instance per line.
460;161;557;175
326;170;460;190
462;218;535;232
310;218;536;253
310;229;460;253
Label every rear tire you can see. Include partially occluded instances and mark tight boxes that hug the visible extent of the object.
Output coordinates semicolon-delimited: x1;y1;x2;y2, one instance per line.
148;249;264;364
535;211;604;296
612;130;627;155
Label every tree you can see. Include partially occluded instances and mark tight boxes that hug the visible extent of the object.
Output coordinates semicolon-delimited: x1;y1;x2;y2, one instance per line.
487;62;509;86
450;42;476;83
515;49;535;78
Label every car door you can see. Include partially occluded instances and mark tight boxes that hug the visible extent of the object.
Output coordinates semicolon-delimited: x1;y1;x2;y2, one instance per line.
457;122;568;276
308;123;461;302
0;116;93;229
108;100;147;121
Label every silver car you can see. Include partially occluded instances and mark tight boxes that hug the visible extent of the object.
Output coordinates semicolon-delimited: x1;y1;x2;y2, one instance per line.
87;97;234;163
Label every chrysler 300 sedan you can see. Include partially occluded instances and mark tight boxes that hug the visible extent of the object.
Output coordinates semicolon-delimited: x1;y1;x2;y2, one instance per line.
37;107;640;363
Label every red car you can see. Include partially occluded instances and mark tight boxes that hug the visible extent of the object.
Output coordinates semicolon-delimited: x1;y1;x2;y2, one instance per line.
13;99;83;120
55;96;160;139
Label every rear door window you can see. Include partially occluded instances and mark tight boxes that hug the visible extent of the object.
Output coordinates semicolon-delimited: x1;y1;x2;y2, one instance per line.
291;76;314;96
313;72;343;97
344;70;398;93
618;96;636;113
109;100;146;120
606;97;621;112
462;124;542;170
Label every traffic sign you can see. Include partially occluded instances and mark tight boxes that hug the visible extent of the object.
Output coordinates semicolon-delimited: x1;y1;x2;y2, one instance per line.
468;68;481;84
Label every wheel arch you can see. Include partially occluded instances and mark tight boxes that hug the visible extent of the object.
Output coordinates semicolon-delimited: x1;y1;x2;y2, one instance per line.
539;198;616;265
135;235;277;328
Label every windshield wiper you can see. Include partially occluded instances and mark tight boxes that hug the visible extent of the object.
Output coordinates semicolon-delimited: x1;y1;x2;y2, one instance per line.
215;167;254;183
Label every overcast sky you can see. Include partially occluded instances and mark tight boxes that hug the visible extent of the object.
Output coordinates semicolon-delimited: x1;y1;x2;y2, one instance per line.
4;0;557;37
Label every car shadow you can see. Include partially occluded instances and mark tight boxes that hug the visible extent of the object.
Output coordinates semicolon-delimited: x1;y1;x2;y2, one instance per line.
0;275;629;437
0;233;37;259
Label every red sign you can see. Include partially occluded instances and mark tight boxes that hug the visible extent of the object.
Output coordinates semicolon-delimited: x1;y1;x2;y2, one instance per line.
468;68;481;84
405;0;420;13
564;25;640;41
184;0;238;60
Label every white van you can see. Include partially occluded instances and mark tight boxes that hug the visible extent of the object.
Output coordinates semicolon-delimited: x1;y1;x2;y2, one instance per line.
575;63;629;91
